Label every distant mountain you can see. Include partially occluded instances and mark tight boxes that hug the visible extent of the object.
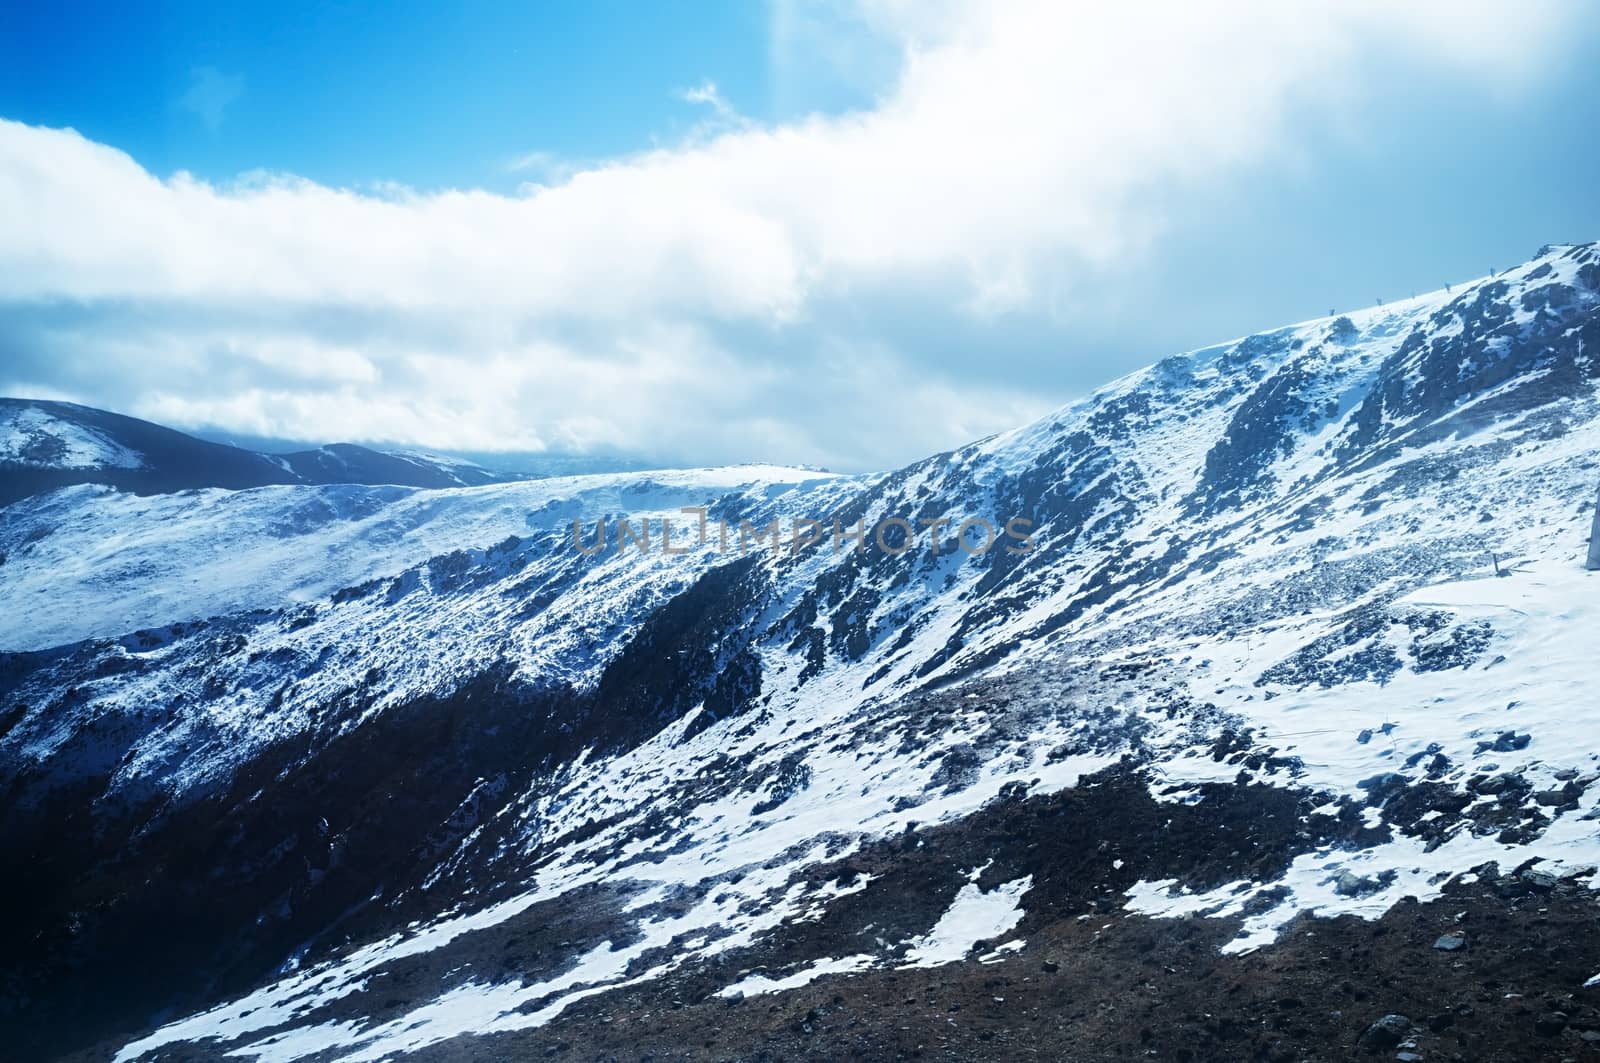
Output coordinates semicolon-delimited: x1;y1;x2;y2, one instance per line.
0;399;513;506
191;426;668;481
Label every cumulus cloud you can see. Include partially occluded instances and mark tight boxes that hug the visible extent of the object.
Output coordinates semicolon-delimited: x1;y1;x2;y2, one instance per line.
0;0;1587;469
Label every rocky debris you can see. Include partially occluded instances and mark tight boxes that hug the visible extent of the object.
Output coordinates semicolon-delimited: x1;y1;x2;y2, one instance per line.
1335;870;1394;898
1534;780;1588;808
1357;1014;1413;1051
1359;772;1412;803
291;871;1600;1063
1411;618;1495;673
1470;771;1525;796
1474;731;1531;755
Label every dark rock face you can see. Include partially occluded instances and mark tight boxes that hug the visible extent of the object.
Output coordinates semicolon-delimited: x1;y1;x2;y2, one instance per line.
1339;245;1600;467
1;665;586;1060
1190;331;1336;516
0;560;778;1061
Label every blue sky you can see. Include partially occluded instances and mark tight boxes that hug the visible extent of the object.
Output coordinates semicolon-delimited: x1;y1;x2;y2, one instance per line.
2;1;1598;470
0;1;881;190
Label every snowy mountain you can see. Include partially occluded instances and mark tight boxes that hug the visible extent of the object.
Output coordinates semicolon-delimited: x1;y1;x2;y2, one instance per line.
0;399;516;506
5;242;1600;1061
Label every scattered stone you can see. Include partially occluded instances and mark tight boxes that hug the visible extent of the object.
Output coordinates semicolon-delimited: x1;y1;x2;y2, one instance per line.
1240;885;1292;916
1404;744;1444;770
1358;1014;1412;1050
1433;933;1466;952
1534;779;1588;806
1535;1011;1569;1036
1335;871;1388;898
1335;872;1363;896
1472;772;1518;796
1358;772;1409;799
1475;731;1531;755
1041;959;1060;974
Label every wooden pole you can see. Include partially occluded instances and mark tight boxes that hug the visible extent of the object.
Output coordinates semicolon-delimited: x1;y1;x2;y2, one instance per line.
1588;487;1600;571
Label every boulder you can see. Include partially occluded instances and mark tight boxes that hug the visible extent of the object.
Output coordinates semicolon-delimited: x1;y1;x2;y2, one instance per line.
1358;1014;1412;1050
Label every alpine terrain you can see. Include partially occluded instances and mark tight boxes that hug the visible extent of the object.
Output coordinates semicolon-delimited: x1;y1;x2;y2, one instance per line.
4;242;1600;1062
0;398;523;508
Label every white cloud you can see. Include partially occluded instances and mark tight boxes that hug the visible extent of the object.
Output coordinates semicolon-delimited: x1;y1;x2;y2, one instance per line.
176;66;245;132
503;149;576;183
0;0;1588;469
681;79;736;118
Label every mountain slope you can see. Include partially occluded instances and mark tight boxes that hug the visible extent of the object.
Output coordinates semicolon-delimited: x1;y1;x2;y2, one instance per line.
4;243;1600;1061
0;399;511;506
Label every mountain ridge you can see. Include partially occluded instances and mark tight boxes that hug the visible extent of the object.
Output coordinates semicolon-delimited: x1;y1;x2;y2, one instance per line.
0;398;522;506
5;241;1600;1061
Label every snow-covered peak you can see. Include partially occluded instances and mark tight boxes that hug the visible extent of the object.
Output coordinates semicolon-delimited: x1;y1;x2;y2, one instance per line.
0;397;545;506
0;399;145;470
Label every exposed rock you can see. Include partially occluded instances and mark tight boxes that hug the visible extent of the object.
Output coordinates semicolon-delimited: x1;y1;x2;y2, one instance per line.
1335;871;1388;898
1475;731;1531;755
1358;1014;1412;1050
1533;778;1588;807
1358;772;1410;802
1471;771;1524;796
